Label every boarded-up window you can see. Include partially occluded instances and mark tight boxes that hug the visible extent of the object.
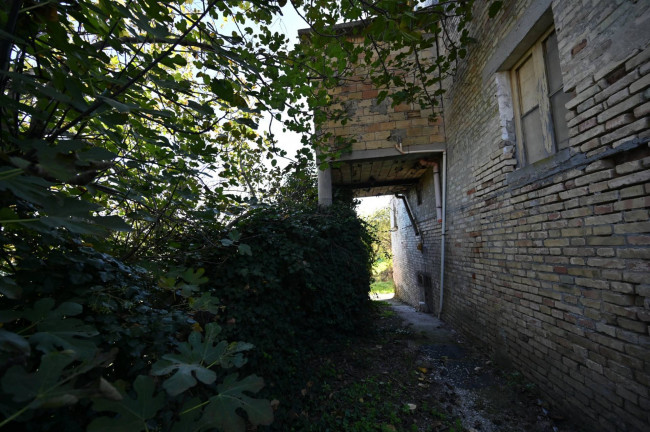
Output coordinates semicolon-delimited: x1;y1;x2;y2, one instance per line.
511;29;570;166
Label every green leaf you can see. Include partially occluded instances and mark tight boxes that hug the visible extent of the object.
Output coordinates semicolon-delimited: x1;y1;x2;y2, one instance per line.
171;398;203;432
40;216;107;235
238;244;252;256
199;374;273;432
228;230;241;242
89;375;165;432
181;268;208;285
488;1;503;18
46;199;101;218
77;147;118;162
151;332;217;396
172;267;209;297
1;351;76;405
0;175;53;207
187;100;213;116
23;298;80;322
188;293;220;314
95;215;132;232
150;323;253;396
154;356;216;396
0;329;30;355
99;96;138;113
234;117;258;130
230;93;249;109
22;299;98;359
211;78;235;103
0;310;21;323
0;206;19;222
0;277;21;299
30;318;98;360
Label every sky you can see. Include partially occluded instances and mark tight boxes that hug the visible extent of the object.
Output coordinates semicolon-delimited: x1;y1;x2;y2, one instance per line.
218;5;307;167
357;195;392;216
259;7;306;168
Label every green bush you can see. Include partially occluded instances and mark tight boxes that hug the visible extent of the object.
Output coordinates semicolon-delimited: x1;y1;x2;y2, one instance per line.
0;201;375;431
186;203;375;390
0;226;272;431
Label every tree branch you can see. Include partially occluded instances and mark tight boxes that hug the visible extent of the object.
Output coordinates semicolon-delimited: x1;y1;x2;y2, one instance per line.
47;0;221;142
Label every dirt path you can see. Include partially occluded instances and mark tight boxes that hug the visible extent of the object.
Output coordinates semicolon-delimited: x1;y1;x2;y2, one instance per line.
385;297;567;432
280;297;576;431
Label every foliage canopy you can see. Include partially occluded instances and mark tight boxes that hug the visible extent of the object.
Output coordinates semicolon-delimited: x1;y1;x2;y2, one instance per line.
363;206;392;262
0;0;486;430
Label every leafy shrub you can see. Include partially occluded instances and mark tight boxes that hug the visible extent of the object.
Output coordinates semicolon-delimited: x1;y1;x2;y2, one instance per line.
362;207;394;282
0;194;374;431
0;224;273;431
177;202;375;398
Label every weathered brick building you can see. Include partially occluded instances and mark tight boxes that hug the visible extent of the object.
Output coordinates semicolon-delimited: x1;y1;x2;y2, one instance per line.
390;1;650;430
311;0;650;430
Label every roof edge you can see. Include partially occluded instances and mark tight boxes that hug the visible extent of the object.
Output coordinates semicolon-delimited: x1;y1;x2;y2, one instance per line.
297;19;367;37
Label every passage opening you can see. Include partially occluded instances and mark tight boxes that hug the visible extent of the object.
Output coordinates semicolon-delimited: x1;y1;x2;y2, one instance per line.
357;196;395;301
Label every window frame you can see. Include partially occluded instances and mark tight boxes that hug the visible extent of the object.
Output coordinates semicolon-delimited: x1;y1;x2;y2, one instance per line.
510;27;567;167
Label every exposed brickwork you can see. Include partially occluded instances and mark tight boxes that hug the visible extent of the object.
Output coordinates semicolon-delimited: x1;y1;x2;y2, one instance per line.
320;35;446;153
391;168;442;312
390;1;650;431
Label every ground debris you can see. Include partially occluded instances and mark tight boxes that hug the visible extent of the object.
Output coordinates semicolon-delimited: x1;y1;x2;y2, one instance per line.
273;299;574;431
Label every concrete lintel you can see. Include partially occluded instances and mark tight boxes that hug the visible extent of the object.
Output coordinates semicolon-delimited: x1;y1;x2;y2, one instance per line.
298;19;365;37
336;142;446;163
335;179;419;189
482;0;553;84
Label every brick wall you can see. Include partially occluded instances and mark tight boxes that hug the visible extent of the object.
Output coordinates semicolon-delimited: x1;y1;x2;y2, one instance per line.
319;34;446;153
391;1;650;430
391;168;442;311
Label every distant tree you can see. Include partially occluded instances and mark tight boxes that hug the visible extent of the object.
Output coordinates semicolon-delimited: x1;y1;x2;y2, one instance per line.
271;162;318;208
363;207;392;261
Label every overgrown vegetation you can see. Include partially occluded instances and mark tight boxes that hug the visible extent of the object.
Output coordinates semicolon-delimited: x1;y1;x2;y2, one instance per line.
0;213;275;431
279;301;465;432
0;186;375;430
363;207;392;263
185;200;376;392
280;300;562;432
363;207;395;296
371;280;396;296
0;0;495;430
372;257;394;283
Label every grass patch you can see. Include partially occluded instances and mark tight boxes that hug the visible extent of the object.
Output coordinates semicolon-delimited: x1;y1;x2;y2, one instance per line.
371;280;395;295
269;301;560;432
373;300;396;317
272;308;464;432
